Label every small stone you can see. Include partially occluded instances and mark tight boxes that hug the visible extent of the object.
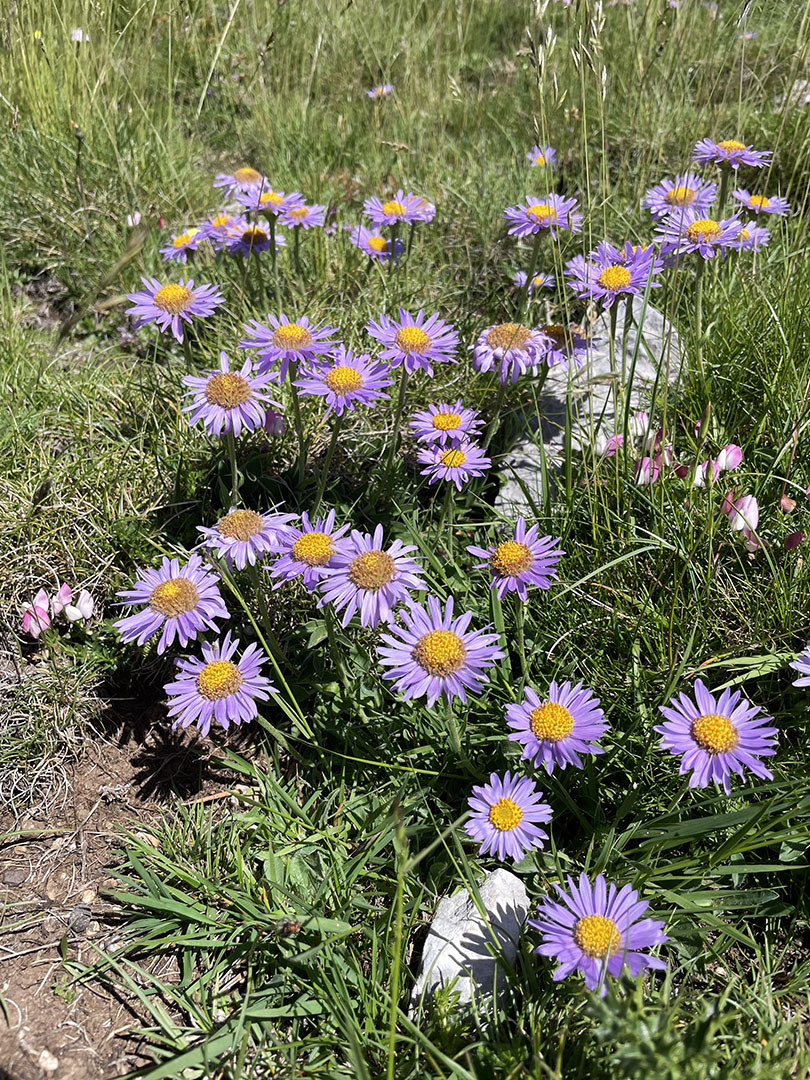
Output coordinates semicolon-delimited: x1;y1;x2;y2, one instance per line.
2;869;26;885
81;887;97;904
37;1049;59;1072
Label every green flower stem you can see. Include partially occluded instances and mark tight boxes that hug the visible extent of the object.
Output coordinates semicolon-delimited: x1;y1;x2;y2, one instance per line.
287;360;308;486
247;563;285;665
268;216;281;310
482;380;507;450
491;586;511;679
225;430;240;507
717;166;731;216
312;414;342;515
518;230;543;318
694;257;706;381
444;696;463;760
181;334;195;372
513;593;528;681
323;604;349;691
386;367;410;470
293;225;302;276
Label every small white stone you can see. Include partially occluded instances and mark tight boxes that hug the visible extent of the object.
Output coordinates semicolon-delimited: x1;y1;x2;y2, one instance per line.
37;1049;60;1072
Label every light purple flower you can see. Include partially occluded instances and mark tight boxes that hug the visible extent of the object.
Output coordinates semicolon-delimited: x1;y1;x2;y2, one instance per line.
643;173;717;219
367;84;394;99
365;308;458;375
182;352;279;438
377;595;504;706
279;201;327;229
656;209;742;258
790;644;810;687
732;189;789;216
363;190;435;226
716;444;742;472
214;167;268;196
507;681;608;773
347;225;404;264
294;346;393;418
471;322;550;384
527;145;557;169
317;523;425;628
634;457;659;485
50;583;73;616
504;194;582;238
269;510;351;592
125;277;224;344
513;270;554;294
723;493;759;531
467;518;563;600
565;242;662;308
240;314;341;381
160;228;202;264
198;212;243;247
409;400;484;446
236;187;303;216
22;588;51;638
730;222;770;250
537;323;589;369
693;138;771;170
114;554;229;654
465;771;552;862
226;223;286;258
417;439;491;490
529;873;668;994
263;408;285;436
655;679;777;794
197;507;297;570
164;632;274;737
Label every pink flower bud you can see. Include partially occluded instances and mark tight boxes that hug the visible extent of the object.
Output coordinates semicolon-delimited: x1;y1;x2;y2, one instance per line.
692;460;719;488
715;444;742;472
22;588;51;639
728;494;759;532
780;494;796;513
263;408;286;436
64;589;95;623
50;582;73;616
634;457;659;486
630;411;650;438
785;531;805;551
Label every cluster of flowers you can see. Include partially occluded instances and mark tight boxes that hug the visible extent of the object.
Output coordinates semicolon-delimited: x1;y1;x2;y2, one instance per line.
22;582;95;639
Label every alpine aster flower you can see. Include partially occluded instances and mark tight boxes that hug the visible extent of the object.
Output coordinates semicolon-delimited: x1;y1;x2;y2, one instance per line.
114;555;229;654
198;213;242;248
466;518;564;600
365;308;458;375
182;352;279;438
417;440;491;490
529;873;668;994
279;201;327;229
160;228;202;263
125;277;224;344
294;346;393;418
347;225;404;264
226;224;286;258
465;772;553;862
513;270;554;294
378;595;504;706
197;507;297;570
236;187;303;215
363;190;435;226
693;138;771;170
504;194;582;238
730;222;770;250
537;323;589;369
471;322;550;384
240;314;341;381
317;523;425;628
269;510;350;591
655;209;742;258
507;681;608;772
214;167;268;196
367;84;394;98
732;190;789;216
656;679;778;793
565;242;662;308
643;173;717;219
527;145;557;169
790;644;810;687
409;400;484;446
164;632;274;738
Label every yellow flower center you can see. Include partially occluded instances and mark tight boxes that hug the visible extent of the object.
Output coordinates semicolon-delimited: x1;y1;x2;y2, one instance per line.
288;206;310;221
490;540;534;577
241;227;268;245
685;218;722;242
748;195;770;209
486;323;531;350
394;326;432;353
574;914;621;959
367;236;388;252
259;191;284;206
149;577;200;616
664;185;696;206
739;228;751;241
205;372;252;409
488;797;524;831
529;701;575;741
718;139;746;152
412;629;467;677
196;659;244;700
211;214;232;228
534;153;546;166
291;531;334;566
217;509;264;542
532;274;546;287
272;323;313;350
324;366;364;394
173;229;200;248
347;550;396;590
233;167;262;184
528;203;557;223
541;323;569;349
382;200;406;217
152;284;194;314
691;712;739;754
432;411;462;431
440;447;466;468
597;265;632;291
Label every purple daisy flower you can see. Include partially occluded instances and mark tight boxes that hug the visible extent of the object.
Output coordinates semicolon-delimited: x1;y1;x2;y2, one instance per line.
409;400;484;446
504;194;583;239
182;352;279;438
125;276;224;344
465;771;552;862
226;223;286;258
236;186;303;216
363;189;435;226
317;523;425;628
732;189;789;216
198;213;242;248
347;225;404;264
163;632;274;738
506;681;608;773
655;679;778;794
159;228;202;264
513;270;554;294
790;644;810;687
565;242;662;308
655;208;742;258
730;222;770;251
466;518;564;600
529;873;668;995
294;346;393;418
471;322;551;384
269;510;350;592
537;322;590;369
693;138;771;170
197;506;297;570
114;554;229;654
527;145;557;169
417;439;491;490
367;84;394;99
279;201;327;229
213;167;268;196
643;173;717;219
239;314;341;381
378;594;504;706
365;308;459;376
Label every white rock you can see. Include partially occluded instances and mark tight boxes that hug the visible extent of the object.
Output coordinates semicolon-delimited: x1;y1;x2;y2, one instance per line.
409;869;529;1014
